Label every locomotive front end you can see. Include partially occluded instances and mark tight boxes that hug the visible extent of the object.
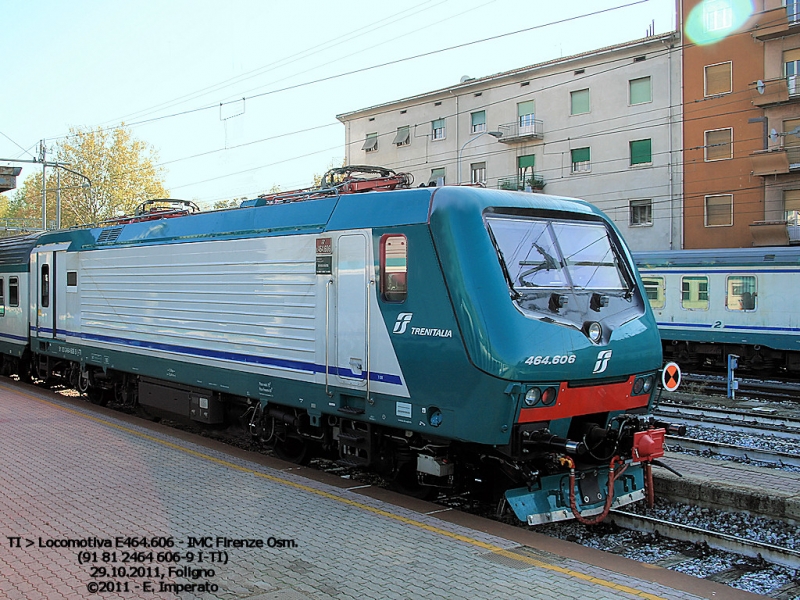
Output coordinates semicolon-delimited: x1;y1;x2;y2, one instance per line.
430;188;668;525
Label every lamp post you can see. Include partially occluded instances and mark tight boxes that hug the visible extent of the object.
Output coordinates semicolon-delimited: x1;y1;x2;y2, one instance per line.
457;130;503;185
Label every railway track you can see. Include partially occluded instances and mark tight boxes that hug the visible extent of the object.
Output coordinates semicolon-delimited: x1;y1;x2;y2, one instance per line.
682;374;800;403
608;509;800;570
655;402;800;439
664;436;800;469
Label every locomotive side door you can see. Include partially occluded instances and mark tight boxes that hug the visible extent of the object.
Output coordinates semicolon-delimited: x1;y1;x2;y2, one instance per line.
32;246;69;341
35;250;55;339
335;234;369;388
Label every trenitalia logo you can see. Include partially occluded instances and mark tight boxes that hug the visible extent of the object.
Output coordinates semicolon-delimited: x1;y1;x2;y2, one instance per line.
393;313;413;334
592;350;613;374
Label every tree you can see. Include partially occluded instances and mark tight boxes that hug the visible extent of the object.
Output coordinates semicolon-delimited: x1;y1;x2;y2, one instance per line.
7;125;168;229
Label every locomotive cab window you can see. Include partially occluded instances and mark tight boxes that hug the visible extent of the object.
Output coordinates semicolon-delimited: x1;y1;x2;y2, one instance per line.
9;277;18;307
381;235;407;302
726;275;756;311
681;276;708;310
642;277;665;309
41;264;50;308
67;271;78;287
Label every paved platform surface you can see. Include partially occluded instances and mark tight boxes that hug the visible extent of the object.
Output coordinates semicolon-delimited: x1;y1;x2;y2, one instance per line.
0;381;759;600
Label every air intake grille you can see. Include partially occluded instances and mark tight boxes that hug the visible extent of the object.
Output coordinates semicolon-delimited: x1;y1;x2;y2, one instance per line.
97;227;123;244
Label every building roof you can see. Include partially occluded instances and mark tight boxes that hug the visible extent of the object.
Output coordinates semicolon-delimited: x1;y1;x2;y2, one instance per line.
336;32;678;121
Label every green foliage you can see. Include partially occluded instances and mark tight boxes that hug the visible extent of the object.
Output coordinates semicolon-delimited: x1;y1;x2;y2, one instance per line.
7;125;168;229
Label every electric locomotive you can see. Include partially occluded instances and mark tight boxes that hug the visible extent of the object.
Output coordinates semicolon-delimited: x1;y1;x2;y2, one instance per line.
0;168;668;525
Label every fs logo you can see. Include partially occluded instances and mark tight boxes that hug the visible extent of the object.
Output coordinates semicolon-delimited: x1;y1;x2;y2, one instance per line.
393;313;413;334
592;350;613;374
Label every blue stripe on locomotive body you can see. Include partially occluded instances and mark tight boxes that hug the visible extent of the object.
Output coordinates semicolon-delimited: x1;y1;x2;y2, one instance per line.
634;248;800;354
12;186;661;452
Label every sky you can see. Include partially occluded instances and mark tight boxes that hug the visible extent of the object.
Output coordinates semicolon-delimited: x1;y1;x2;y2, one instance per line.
1;0;676;209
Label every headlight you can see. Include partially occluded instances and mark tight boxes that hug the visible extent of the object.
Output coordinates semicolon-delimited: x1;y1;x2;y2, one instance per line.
642;376;653;393
541;386;557;406
633;377;644;394
524;387;541;406
588;322;602;343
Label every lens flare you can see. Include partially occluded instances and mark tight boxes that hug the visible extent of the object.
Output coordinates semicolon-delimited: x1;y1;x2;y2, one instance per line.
685;0;754;46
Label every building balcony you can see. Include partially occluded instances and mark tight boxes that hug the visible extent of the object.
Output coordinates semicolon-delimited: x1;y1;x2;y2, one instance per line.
497;119;544;143
497;174;545;191
750;147;799;176
750;77;792;107
750;220;800;246
752;6;798;40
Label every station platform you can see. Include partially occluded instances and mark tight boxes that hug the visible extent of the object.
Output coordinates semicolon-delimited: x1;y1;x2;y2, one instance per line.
0;381;760;600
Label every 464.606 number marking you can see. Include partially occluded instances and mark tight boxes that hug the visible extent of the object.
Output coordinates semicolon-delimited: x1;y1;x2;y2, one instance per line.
525;354;575;366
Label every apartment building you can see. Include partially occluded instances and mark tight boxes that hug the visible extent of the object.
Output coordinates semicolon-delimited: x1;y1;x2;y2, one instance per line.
747;0;800;245
337;33;683;251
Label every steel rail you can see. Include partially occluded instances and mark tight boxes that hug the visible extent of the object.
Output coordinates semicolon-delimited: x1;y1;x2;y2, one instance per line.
655;403;800;439
665;436;800;468
608;509;800;570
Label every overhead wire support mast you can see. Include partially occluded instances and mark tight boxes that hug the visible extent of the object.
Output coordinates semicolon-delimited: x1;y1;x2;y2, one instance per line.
0;153;92;231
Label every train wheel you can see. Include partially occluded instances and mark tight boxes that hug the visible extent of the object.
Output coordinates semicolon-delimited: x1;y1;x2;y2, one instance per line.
273;434;309;465
87;387;110;407
77;370;90;394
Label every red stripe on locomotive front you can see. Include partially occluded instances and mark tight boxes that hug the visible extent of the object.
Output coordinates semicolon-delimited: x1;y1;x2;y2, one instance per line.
517;376;647;422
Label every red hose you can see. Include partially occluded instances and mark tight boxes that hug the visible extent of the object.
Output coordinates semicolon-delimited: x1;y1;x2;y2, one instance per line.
564;456;628;525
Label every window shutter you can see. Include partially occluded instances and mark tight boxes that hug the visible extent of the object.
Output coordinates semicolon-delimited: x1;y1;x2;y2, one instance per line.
705;129;732;160
629;77;651;104
517;155;535;169
570;89;590;115
706;194;732;226
517;100;535;116
630;139;652;165
784;189;800;212
571;147;590;163
705;62;731;96
784;48;800;63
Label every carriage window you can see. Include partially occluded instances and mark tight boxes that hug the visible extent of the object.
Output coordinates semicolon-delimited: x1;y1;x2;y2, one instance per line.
642;276;665;309
381;235;407;302
67;271;77;287
0;277;4;317
726;275;756;311
9;277;19;307
681;276;708;310
41;264;50;308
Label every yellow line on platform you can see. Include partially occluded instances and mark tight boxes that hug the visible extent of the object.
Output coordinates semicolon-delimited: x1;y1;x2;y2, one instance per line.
8;384;666;600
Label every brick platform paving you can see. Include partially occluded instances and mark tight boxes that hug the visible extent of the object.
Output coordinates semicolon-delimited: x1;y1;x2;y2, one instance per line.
0;383;741;600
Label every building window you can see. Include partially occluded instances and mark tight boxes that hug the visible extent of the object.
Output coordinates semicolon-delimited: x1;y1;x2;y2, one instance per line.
785;49;800;95
629;77;651;105
471;111;486;133
642;276;665;309
517;100;536;133
381;235;407;303
705;194;733;227
704;128;732;161
517;154;535;189
681;276;709;310
570;89;590;115
362;132;378;153
9;277;18;307
629;199;652;226
470;162;486;184
630;139;652;165
726;275;756;311
704;0;733;32
393;126;410;147
784;190;800;224
571;147;590;173
432;118;446;140
705;62;732;96
429;167;445;186
784;117;800;165
789;0;800;24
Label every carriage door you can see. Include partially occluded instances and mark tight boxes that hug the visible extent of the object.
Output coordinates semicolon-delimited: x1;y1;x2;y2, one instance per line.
36;251;55;339
34;246;68;341
335;234;369;388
